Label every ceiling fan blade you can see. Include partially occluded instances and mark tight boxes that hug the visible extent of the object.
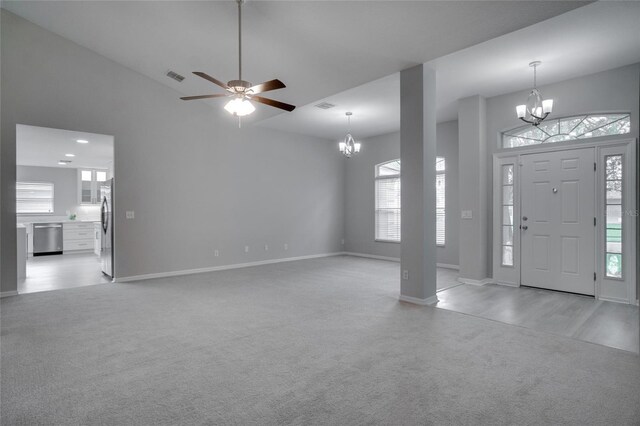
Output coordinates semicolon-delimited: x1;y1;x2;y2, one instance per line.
180;94;229;101
252;95;296;112
248;79;286;94
193;72;229;90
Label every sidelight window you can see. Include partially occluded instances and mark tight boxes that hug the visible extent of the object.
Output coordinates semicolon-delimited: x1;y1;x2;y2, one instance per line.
604;155;623;278
501;165;515;266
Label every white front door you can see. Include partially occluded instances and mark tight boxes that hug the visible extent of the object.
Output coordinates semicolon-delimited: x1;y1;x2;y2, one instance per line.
520;148;596;295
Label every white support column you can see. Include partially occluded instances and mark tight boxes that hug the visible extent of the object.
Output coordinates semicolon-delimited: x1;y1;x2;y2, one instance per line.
399;65;438;305
458;95;490;284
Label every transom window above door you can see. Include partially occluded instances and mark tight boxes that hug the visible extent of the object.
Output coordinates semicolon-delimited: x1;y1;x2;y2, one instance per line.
502;113;630;148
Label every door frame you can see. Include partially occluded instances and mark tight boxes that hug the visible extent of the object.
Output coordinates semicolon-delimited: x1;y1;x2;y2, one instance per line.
492;137;637;304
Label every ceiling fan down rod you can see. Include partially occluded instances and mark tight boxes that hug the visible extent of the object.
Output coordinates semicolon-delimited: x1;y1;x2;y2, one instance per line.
237;0;243;82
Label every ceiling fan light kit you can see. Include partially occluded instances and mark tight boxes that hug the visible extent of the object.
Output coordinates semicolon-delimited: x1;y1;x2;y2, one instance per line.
181;0;295;122
515;61;553;127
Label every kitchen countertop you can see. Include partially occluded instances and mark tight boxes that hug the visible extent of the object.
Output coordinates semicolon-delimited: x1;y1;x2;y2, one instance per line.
17;220;100;227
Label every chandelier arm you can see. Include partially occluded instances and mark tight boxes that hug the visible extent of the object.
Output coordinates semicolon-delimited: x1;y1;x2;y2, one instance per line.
529;112;549;121
519;117;537;126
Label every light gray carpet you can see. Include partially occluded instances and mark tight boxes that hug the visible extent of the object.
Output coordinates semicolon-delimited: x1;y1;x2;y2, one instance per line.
2;256;639;425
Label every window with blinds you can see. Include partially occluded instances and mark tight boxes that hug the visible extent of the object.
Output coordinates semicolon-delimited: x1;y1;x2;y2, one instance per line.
16;182;54;214
436;157;445;246
375;160;401;242
374;158;445;244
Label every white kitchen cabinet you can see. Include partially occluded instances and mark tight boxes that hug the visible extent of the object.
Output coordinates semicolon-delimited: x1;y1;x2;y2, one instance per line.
94;222;102;256
78;169;108;205
63;222;95;253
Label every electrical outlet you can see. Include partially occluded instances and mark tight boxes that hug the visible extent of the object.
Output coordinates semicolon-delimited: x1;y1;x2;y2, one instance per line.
244;246;249;253
214;250;219;257
264;244;269;251
126;211;135;219
461;210;472;220
402;270;409;280
341;238;345;245
284;243;288;251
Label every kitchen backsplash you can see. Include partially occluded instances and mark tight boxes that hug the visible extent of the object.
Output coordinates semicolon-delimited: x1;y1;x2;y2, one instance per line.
17;205;101;223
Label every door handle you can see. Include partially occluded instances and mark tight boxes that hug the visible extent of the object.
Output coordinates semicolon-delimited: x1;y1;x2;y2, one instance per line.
522;216;528;221
521;225;528;230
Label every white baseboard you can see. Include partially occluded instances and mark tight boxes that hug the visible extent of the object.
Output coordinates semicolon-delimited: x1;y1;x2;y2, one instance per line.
399;294;439;306
495;281;519;288
458;277;493;286
344;253;459;272
1;291;19;298
114;252;345;283
437;263;459;270
343;252;400;262
598;295;635;305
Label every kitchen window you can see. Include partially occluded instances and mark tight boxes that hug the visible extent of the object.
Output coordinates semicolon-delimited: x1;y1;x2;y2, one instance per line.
16;182;54;214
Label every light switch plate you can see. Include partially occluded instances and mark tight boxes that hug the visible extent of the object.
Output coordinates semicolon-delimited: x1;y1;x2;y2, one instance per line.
461;210;472;219
126;211;135;219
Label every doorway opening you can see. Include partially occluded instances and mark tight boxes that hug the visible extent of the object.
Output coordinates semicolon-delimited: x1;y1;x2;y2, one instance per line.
16;125;115;294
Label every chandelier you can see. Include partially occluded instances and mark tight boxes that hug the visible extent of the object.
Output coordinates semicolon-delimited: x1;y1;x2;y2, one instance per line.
338;112;361;157
516;61;553;127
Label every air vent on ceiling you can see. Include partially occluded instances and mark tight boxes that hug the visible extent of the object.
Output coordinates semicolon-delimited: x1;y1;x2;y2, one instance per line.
166;70;185;82
314;102;336;110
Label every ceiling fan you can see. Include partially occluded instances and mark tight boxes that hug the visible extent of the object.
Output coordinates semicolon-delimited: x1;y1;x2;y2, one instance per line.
181;0;295;117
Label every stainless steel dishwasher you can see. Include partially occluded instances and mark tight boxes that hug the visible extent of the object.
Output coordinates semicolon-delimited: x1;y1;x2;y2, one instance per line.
33;223;63;256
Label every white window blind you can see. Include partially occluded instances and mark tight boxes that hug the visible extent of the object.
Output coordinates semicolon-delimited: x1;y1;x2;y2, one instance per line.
375;160;401;242
16;182;54;214
436;157;445;246
374;158;445;244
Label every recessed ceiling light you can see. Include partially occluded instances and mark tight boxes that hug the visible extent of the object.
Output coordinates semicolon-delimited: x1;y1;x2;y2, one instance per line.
65;153;75;157
76;139;89;144
58;161;68;165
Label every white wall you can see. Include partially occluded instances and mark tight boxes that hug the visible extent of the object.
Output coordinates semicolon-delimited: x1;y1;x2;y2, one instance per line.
484;63;640;276
344;121;460;266
1;11;345;291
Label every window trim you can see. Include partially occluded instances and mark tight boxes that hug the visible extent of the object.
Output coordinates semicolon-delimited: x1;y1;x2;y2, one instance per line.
16;181;55;215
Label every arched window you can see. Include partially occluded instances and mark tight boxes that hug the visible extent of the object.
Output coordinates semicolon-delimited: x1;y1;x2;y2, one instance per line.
502;113;630;148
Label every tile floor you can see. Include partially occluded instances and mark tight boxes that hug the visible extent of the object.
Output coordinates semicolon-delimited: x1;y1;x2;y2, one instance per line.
18;252;111;294
435;282;639;353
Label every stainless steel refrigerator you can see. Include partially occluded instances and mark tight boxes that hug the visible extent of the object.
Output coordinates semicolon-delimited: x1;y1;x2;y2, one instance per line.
100;178;114;278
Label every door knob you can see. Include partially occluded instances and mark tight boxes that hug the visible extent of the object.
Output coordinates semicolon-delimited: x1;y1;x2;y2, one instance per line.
521;225;528;230
522;216;528;221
